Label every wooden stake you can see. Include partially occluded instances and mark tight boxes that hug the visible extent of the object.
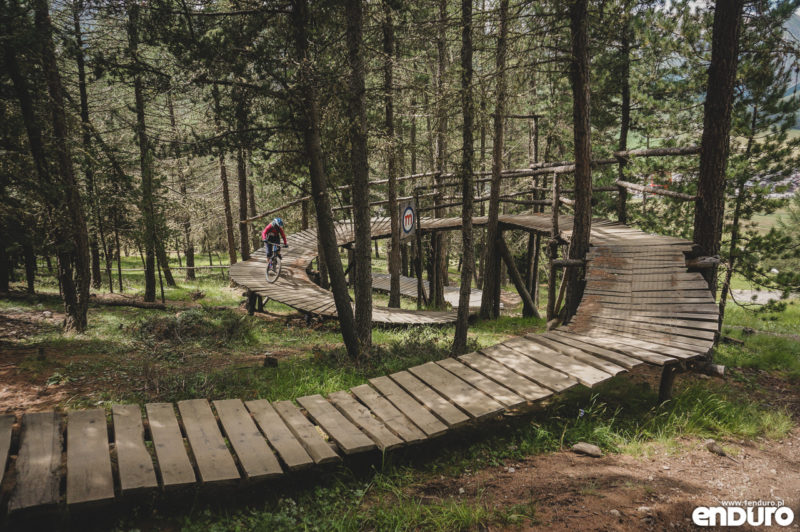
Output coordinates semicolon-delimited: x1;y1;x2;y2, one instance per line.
497;235;540;319
546;173;560;322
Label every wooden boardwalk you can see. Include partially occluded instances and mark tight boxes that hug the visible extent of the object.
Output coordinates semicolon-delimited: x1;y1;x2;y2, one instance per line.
228;214;595;323
0;215;717;518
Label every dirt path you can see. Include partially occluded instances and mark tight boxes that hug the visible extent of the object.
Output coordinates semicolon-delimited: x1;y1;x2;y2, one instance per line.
414;429;800;530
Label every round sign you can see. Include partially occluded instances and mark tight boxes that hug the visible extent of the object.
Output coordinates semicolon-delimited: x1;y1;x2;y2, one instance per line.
402;205;415;234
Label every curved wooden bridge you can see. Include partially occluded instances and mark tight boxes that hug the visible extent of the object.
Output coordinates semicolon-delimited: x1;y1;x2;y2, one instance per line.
0;214;718;519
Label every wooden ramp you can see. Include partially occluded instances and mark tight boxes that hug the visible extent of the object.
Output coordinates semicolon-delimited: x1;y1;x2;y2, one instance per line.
228;214;570;323
0;216;717;518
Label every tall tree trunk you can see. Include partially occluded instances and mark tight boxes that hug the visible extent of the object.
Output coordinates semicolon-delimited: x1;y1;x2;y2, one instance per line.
452;0;474;355
479;0;509;319
248;181;260;251
292;0;361;359
0;240;8;293
167;91;195;280
383;2;401;308
126;1;157;302
564;0;592;320
617;19;631;225
235;97;250;261
431;0;449;309
212;85;237;265
72;0;102;291
693;0;745;299
477;98;487;288
155;233;176;286
718;106;757;328
89;241;101;289
23;236;35;294
30;0;91;329
346;0;373;350
114;212;123;291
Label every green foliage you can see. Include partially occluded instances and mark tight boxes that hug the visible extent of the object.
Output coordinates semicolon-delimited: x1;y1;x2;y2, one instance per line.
134;308;254;345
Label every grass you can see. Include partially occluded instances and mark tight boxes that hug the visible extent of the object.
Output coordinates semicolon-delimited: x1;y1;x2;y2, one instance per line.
751;207;790;235
722;298;800;335
1;272;545;408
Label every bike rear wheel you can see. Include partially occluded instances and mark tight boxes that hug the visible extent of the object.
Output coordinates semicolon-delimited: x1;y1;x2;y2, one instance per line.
265;256;282;283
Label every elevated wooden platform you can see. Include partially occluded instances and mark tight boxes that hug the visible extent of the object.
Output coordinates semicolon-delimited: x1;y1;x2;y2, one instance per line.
0;215;717;518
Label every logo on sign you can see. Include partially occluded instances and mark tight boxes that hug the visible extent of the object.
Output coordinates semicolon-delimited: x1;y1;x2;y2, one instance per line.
402;206;415;234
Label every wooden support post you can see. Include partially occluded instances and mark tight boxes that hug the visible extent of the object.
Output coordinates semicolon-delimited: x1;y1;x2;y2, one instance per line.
530;234;541;307
552;258;586;268
546;173;560;322
414;193;426;308
497;236;540;319
257;295;264;313
524;234;535;292
617;184;627;225
246;290;256;316
658;364;679;403
346;246;354;287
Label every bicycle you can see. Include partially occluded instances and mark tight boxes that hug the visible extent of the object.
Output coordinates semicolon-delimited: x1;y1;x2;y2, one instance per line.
264;242;284;283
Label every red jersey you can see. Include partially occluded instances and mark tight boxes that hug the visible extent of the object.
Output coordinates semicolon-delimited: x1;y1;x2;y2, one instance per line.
261;222;287;245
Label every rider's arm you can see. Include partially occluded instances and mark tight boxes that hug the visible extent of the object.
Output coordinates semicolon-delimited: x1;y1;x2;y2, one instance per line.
279;226;287;245
261;223;272;241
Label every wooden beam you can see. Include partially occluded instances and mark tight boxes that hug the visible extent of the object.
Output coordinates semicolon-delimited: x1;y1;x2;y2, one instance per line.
245;145;700;223
552;258;585;267
497;234;540;319
615;180;696;201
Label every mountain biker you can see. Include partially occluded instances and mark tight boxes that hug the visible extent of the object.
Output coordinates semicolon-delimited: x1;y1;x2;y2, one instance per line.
261;217;288;263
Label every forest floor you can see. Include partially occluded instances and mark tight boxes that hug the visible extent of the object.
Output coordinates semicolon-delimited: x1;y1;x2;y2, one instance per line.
1;261;799;530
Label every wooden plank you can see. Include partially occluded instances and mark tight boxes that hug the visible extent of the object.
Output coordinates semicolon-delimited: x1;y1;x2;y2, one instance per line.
527;335;634;373
0;414;13;488
548;330;676;366
9;411;62;512
459;352;551;402
177;399;240;484
390;371;470;427
408;362;505;420
272;401;340;464
112;404;158;494
245;400;313;470
437;358;526;408
480;344;577;392
368;376;448;437
296;394;376;455
582;326;705;358
350;384;426;443
213;399;282;480
594;313;719;334
66;409;115;506
503;338;614;387
328;391;404;451
145;403;196;488
588;321;713;349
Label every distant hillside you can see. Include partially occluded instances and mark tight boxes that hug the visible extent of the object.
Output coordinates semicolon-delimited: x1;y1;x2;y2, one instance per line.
784;12;800;127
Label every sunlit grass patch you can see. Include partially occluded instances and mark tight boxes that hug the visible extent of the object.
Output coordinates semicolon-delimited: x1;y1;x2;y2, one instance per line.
715;333;800;381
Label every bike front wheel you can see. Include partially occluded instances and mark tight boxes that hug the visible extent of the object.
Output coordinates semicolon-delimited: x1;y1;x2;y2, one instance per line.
265;256;282;283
